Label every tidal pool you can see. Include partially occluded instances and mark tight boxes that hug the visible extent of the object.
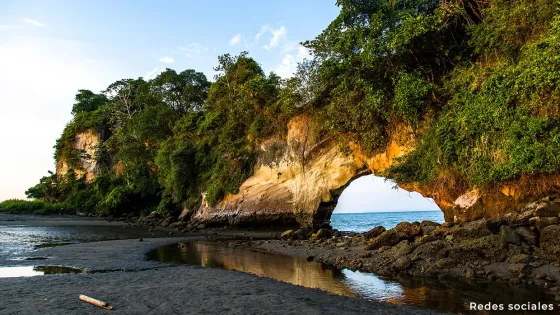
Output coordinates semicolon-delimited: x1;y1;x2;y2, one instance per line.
147;240;554;314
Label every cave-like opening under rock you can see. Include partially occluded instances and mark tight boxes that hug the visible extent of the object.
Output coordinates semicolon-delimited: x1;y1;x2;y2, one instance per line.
326;175;443;232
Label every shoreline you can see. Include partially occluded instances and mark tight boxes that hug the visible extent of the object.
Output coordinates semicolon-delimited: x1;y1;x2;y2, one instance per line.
3;206;560;313
0;214;438;315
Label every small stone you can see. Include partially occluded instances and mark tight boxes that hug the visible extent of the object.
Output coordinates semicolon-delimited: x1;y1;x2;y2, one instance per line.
306;255;315;262
138;238;143;242
500;225;521;246
507;254;530;264
534;202;560;217
508;263;528;276
364;226;386;240
358;252;372;258
311;228;331;241
197;224;205;229
529;261;544;268
529;217;560;230
515;227;537;245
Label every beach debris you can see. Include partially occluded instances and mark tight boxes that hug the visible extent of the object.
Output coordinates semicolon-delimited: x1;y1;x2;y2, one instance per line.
79;294;113;310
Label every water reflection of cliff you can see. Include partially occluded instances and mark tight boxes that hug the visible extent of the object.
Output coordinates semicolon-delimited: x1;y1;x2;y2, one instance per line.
148;241;552;315
151;241;358;297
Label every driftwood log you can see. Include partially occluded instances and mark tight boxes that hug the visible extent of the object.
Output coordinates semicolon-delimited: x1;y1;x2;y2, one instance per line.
79;295;113;310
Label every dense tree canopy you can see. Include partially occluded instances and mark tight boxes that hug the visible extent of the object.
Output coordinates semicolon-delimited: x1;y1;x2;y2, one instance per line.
25;0;560;216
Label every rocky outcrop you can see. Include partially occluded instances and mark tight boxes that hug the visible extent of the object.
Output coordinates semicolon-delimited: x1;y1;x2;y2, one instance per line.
56;117;560;229
191;114;560;228
273;198;560;301
190;115;418;228
56;129;101;181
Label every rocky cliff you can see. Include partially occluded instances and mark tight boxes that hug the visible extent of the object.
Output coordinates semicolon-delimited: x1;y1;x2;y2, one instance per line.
58;117;559;228
56;129;101;182
190;115;560;228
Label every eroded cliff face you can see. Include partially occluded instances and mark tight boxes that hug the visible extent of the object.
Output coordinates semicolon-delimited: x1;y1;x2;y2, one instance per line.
191;115;417;227
56;129;100;181
191;115;559;228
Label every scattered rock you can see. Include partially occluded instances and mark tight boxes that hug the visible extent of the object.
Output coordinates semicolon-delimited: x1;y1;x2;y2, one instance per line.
508;263;529;277
432;225;451;237
358;252;372;258
281;230;295;240
450;219;492;240
420;225;437;236
393;257;412;271
336;241;347;247
540;225;560;261
534;202;560;218
364;226;386;240
507;254;530;264
197;224;206;229
434;258;456;269
138;238;143;242
160;217;173;228
365;222;422;250
310;228;331;241
306;255;315;262
500;225;521;246
529;217;560;230
394;222;422;238
515;227;538;245
293;228;310;240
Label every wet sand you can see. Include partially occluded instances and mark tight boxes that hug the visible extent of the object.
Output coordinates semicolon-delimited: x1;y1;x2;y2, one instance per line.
0;214;439;314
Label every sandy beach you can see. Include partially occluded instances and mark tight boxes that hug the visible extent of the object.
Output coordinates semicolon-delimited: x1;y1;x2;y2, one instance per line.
0;214;438;315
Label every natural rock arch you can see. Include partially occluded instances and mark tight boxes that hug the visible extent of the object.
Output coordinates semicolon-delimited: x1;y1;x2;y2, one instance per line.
190;115;459;228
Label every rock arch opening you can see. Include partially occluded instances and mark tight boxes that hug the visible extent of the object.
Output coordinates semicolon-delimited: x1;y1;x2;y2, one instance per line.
320;175;443;232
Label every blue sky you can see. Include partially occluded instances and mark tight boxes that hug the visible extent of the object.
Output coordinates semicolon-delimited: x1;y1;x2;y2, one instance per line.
0;1;439;213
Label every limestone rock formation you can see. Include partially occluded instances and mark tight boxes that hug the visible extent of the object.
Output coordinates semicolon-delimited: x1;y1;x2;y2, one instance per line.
191;114;557;228
56;129;101;181
190;115;417;227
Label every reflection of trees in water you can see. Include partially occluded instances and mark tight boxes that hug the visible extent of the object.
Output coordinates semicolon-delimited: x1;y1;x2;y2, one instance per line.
148;241;554;314
149;241;357;297
33;266;87;275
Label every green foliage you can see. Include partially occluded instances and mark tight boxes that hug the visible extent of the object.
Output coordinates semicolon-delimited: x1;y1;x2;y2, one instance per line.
390;6;560;187
23;0;560;218
0;199;73;215
72;90;108;115
303;0;468;152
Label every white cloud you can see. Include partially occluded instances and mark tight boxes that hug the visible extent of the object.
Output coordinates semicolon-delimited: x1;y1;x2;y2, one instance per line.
23;18;47;28
229;33;242;46
0;24;22;31
256;26;287;50
159;56;174;64
144;67;163;80
179;43;207;58
275;45;311;78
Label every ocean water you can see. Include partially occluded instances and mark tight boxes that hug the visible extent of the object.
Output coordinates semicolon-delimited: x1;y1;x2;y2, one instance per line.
330;211;444;232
